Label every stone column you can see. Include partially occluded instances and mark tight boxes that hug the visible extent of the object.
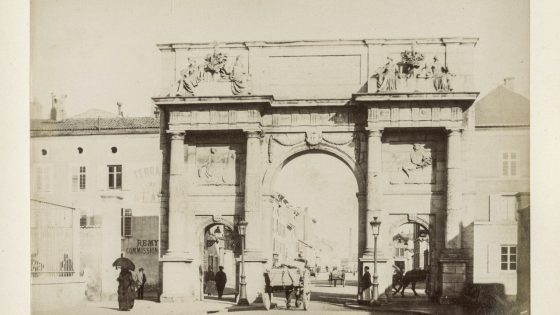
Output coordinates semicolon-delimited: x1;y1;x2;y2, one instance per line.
445;128;463;248
241;130;266;303
364;129;383;256
439;128;468;304
161;131;198;302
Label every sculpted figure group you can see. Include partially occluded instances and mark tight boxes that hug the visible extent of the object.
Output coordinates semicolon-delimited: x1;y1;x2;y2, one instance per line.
176;53;251;96
374;55;453;92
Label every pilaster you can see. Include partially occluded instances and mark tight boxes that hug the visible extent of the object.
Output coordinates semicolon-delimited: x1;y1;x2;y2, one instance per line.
160;130;198;302
364;128;384;257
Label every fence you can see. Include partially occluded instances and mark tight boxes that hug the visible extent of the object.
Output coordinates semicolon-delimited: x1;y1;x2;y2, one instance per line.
31;199;79;278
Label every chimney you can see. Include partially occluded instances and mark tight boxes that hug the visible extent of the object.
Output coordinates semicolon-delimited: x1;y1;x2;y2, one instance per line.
50;93;67;121
117;102;124;117
504;77;515;91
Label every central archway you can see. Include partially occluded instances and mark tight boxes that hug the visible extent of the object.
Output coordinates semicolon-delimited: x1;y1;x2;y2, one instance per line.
262;144;365;306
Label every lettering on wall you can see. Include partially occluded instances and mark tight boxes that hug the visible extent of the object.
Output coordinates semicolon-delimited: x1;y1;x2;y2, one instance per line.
125;239;159;255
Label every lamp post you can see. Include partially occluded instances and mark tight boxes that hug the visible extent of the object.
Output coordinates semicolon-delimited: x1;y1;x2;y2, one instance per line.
370;217;381;305
237;220;249;306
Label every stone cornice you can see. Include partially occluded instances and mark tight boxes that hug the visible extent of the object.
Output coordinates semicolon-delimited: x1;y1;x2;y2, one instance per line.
153;95;274;107
352;92;479;103
157;37;479;51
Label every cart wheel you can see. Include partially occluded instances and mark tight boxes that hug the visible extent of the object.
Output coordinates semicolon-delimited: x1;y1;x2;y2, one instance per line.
263;292;271;310
303;292;310;311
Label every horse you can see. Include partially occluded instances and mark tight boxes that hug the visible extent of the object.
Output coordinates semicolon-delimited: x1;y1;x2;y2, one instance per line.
393;269;429;297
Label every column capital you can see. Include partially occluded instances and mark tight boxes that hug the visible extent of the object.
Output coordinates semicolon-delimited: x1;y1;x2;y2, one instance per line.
446;128;463;136
244;129;262;139
365;127;384;137
167;130;185;140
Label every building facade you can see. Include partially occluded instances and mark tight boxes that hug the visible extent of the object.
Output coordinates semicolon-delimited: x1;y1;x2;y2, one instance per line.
30;109;161;301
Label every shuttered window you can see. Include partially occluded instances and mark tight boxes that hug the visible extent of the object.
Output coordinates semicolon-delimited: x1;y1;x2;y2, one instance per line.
121;208;132;237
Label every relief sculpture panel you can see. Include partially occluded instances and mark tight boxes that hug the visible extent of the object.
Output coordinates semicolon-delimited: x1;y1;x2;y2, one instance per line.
196;146;240;185
388;143;436;185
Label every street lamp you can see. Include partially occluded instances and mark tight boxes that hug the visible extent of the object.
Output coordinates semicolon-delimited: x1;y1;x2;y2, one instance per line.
237;220;249;306
370;217;381;306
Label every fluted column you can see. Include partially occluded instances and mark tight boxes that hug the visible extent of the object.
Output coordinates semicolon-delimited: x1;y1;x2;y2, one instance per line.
445;128;463;248
244;130;262;255
166;131;189;255
364;129;383;256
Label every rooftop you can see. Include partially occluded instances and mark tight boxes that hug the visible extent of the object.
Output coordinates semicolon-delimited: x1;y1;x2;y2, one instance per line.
30;116;159;137
475;85;530;127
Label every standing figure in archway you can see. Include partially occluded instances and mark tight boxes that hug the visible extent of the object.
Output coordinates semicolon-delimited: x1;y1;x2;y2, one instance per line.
360;266;372;301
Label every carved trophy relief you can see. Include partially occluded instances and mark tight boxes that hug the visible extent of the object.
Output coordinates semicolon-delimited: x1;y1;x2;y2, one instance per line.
371;48;454;93
196;146;238;185
176;50;252;97
390;144;435;184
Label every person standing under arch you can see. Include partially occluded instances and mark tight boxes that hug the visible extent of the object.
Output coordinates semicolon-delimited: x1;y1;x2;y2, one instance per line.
215;266;227;299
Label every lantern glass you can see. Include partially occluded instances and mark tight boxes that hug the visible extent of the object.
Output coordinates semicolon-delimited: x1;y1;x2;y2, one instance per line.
237;220;248;236
370;217;381;236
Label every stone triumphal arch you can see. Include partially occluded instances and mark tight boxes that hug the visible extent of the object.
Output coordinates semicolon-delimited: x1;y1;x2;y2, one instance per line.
154;38;478;304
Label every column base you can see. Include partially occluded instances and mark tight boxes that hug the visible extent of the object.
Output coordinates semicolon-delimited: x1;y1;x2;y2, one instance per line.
160;253;198;303
438;248;468;304
358;256;392;304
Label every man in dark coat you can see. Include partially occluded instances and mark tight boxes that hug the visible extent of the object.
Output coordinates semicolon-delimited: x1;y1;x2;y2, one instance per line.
214;266;227;299
361;266;372;301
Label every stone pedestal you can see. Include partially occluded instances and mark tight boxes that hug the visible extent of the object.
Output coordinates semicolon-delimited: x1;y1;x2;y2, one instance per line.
358;257;392;303
160;255;197;302
238;258;267;303
438;249;468;304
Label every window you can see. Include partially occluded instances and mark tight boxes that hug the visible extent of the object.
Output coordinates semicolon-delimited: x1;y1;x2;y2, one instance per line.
121;208;132;237
80;215;87;228
395;247;406;258
33;165;52;193
500;245;517;270
108;165;122;189
72;166;86;192
502;152;518;176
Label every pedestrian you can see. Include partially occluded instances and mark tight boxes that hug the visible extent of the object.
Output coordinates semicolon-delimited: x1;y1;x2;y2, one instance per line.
204;266;216;296
361;266;372;302
117;267;136;311
214;266;227;299
136;267;147;300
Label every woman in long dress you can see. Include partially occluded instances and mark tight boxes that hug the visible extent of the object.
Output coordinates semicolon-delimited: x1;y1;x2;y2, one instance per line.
117;267;136;311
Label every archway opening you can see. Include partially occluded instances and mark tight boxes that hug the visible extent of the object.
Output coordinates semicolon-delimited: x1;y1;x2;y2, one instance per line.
391;222;431;298
272;151;360;305
200;223;237;301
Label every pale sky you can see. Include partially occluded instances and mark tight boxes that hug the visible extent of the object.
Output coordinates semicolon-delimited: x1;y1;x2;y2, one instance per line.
31;0;529;118
274;153;359;254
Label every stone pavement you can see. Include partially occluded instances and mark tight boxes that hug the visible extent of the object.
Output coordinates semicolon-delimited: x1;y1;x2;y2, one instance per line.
33;299;234;315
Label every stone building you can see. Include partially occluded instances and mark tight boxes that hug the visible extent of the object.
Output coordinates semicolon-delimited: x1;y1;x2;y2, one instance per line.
153;37;479;303
30;103;161;302
469;83;530;297
30;37;529;306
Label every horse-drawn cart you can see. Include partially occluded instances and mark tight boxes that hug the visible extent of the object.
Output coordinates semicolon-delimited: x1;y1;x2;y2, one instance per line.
263;261;311;311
